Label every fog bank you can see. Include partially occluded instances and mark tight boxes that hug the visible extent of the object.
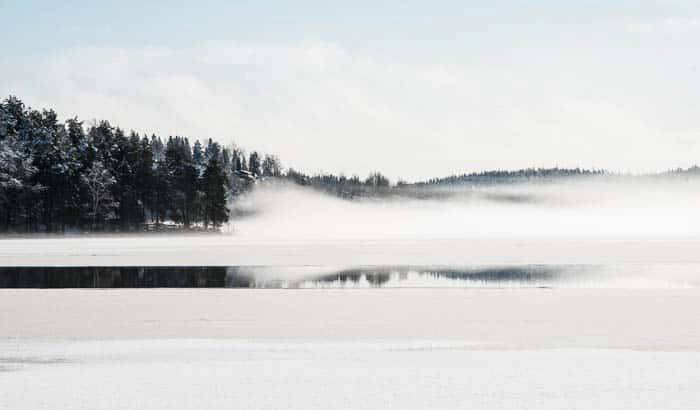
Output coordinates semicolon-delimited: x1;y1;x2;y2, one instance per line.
230;178;700;240
3;178;700;267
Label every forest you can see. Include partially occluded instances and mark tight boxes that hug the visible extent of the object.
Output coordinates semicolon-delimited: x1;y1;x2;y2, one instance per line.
0;95;395;233
2;95;697;234
1;96;255;233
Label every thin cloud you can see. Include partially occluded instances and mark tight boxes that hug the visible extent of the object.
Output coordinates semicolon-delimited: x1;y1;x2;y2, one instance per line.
626;17;700;34
1;40;699;180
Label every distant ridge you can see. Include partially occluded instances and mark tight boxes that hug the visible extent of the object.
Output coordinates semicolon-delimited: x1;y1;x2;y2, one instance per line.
414;167;607;186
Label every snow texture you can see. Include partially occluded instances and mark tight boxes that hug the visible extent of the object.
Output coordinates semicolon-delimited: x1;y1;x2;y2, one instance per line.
3;237;700;267
1;339;699;410
2;288;700;409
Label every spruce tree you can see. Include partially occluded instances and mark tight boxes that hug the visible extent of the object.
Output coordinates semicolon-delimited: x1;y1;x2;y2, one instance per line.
201;155;229;229
248;151;261;176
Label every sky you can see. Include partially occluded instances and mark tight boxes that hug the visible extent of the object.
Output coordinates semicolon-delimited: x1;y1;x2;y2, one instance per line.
2;0;700;181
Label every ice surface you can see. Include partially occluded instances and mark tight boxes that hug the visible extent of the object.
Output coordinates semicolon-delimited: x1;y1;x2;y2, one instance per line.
2;339;700;410
3;180;700;408
3;237;700;267
2;288;700;409
2;288;700;349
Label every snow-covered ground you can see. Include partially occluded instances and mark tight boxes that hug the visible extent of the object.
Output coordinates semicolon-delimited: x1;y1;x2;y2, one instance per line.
3;339;700;410
3;236;700;266
2;288;700;409
3;289;700;347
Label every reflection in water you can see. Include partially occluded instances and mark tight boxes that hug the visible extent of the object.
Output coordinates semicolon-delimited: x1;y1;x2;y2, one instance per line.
248;266;567;288
1;264;699;288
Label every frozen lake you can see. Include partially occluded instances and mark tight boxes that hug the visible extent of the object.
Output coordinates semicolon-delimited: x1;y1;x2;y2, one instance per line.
2;288;700;409
4;180;700;408
3;339;700;410
3;236;700;266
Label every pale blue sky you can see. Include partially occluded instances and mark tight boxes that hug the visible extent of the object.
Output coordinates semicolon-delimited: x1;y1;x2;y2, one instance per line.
3;1;700;179
3;1;691;53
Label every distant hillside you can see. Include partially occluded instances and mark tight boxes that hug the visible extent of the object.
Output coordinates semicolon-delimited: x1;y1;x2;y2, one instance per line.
413;167;607;186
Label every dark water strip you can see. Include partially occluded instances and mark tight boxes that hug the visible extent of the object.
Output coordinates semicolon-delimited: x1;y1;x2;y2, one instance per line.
0;265;588;288
0;267;232;288
2;264;698;289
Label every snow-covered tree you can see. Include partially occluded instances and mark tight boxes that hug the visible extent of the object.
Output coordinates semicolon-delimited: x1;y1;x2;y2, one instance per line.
248;151;261;176
365;172;390;188
0;97;42;231
0;95;272;233
82;161;116;229
262;154;282;177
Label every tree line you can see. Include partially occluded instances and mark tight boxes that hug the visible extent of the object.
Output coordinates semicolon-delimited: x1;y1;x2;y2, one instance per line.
8;95;689;234
415;167;608;186
0;96;286;233
1;96;405;233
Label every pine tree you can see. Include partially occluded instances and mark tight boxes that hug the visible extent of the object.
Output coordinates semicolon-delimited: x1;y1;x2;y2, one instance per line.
365;172;390;188
112;131;145;230
248;151;261;176
165;137;200;228
152;157;169;226
136;136;155;224
65;118;91;229
201;154;229;229
192;140;204;174
0;124;38;231
262;154;282;177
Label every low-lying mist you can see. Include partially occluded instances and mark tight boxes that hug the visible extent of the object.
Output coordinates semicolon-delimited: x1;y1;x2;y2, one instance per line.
229;177;700;240
4;176;700;268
